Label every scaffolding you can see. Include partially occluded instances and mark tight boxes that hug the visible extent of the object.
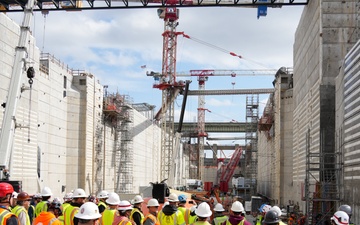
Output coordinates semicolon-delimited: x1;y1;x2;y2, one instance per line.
305;129;341;225
245;95;259;195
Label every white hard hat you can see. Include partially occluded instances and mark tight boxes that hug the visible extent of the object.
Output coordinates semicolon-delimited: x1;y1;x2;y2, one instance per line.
231;201;244;213
168;193;179;202
162;202;169;209
118;200;133;211
97;190;109;199
214;203;225;212
106;192;120;205
147;198;160;207
133;195;144;204
262;204;272;213
12;192;18;199
64;192;73;200
331;211;349;225
41;187;52;197
75;202;102;220
72;188;87;198
195;202;212;217
190;205;197;213
271;206;282;217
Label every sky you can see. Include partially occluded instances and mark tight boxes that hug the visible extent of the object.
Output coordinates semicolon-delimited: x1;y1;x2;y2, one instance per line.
6;5;304;149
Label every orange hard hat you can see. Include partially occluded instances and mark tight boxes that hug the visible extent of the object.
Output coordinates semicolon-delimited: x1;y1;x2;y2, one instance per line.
17;192;31;201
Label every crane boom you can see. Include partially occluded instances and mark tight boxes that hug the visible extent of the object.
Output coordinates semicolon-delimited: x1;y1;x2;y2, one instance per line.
176;69;279;77
0;0;35;180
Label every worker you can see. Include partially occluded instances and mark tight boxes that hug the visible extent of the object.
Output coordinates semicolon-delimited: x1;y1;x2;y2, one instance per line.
33;202;62;225
212;203;228;225
96;191;108;214
99;192;120;225
63;188;87;225
29;193;41;222
74;202;102;225
331;211;349;225
143;199;160;225
130;195;144;225
35;186;52;217
10;192;18;209
11;191;31;225
338;205;353;225
62;193;73;213
193;202;212;225
51;200;63;218
270;206;286;225
222;201;250;225
255;204;271;225
177;195;189;224
112;200;134;225
188;206;197;224
0;182;20;225
223;193;232;212
262;210;280;225
158;193;185;225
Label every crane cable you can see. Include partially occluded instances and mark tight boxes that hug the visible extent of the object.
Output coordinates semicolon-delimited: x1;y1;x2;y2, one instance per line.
180;33;271;69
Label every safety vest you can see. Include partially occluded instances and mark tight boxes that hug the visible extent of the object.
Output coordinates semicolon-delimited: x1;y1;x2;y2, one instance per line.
144;213;160;225
255;215;263;225
100;208;117;225
35;201;48;217
225;219;245;225
130;207;144;225
33;212;62;225
112;216;133;225
158;210;185;225
213;216;228;225
0;208;19;225
61;203;71;214
191;221;211;225
98;202;107;212
58;215;65;225
11;205;30;225
63;205;79;225
28;205;35;221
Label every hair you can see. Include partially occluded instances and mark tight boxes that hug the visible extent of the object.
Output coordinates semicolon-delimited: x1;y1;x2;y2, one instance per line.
42;196;51;201
197;216;207;221
16;200;25;206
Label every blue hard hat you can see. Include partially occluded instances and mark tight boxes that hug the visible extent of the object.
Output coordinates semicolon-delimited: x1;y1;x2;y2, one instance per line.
178;194;187;203
259;204;266;212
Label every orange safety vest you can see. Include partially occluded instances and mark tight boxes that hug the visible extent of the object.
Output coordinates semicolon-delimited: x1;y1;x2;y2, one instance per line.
0;208;19;225
144;213;160;225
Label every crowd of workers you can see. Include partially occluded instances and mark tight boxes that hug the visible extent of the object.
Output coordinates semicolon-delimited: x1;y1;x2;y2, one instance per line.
0;182;354;225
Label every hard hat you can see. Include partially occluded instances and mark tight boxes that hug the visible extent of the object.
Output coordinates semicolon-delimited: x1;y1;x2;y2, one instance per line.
97;190;109;199
271;206;282;217
162;202;169;209
12;191;18;199
17;192;31;201
133;195;144;204
259;203;266;212
0;183;14;198
75;202;102;220
190;205;197;213
168;193;179;202
263;210;281;224
331;211;349;225
147;198;160;207
88;195;96;203
106;192;120;205
178;194;187;203
64;192;73;200
262;204;272;213
41;187;52;197
338;205;352;217
53;197;61;203
195;202;212;218
118;200;133;211
231;201;244;213
214;203;225;212
72;188;87;198
34;193;42;199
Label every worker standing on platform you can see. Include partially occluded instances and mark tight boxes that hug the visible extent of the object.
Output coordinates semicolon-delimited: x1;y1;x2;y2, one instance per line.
222;201;250;225
11;192;31;225
193;202;212;225
63;188;87;225
112;200;135;225
96;191;109;214
99;192;120;225
338;205;353;225
130;195;144;225
0;183;20;225
212;203;228;225
158;193;185;225
35;187;52;217
143;199;160;225
75;202;102;225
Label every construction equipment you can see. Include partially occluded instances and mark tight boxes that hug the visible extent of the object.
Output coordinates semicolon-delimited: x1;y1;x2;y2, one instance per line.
218;146;243;192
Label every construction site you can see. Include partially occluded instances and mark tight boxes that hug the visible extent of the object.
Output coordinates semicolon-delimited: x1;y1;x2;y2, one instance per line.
1;0;360;224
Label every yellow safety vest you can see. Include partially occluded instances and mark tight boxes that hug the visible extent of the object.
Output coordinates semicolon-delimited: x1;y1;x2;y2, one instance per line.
0;208;19;225
63;205;79;225
130;208;144;225
35;201;48;217
61;203;71;214
144;213;160;225
11;205;30;225
158;210;185;225
213;216;228;225
58;215;65;225
191;221;211;225
100;208;117;225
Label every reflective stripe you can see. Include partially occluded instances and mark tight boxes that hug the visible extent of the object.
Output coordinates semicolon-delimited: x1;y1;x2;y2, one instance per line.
130;208;144;224
213;216;228;225
184;209;190;225
48;218;58;225
12;205;30;225
0;208;17;225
